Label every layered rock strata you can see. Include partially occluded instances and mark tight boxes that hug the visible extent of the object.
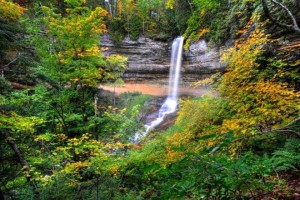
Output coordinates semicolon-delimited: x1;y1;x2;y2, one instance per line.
100;34;227;82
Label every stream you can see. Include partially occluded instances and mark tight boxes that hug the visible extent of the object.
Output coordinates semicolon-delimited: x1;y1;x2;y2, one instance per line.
101;36;214;143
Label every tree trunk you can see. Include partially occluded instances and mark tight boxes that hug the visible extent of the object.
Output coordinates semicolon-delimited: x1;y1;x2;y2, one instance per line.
0;188;5;200
5;133;30;172
113;86;116;106
58;0;66;13
4;131;41;198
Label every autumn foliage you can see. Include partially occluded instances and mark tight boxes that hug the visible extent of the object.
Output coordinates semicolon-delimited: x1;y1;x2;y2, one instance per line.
220;21;300;139
0;1;300;199
0;0;25;22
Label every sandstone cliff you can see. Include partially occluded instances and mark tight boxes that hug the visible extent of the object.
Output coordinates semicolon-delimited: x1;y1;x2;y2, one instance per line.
100;34;227;82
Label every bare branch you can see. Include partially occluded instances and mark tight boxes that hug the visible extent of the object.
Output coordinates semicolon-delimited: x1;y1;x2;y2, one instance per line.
271;0;300;33
2;54;20;68
1;54;20;77
230;116;300;145
261;0;300;34
262;0;289;29
288;117;300;125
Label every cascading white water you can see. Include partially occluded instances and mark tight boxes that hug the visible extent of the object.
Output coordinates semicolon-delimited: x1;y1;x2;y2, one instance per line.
168;36;184;100
132;36;184;142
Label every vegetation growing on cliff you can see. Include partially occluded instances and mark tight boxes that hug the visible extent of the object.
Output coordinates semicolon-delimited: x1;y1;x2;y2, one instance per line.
0;0;299;199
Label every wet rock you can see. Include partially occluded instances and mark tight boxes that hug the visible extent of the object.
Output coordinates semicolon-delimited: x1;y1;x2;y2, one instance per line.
154;112;177;132
140;97;178;133
140;97;165;123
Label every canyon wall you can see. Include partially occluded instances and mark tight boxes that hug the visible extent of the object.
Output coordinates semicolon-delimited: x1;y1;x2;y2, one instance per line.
100;34;227;82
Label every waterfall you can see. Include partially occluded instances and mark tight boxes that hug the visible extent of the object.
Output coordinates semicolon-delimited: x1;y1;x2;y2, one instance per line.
168;36;184;100
132;36;184;142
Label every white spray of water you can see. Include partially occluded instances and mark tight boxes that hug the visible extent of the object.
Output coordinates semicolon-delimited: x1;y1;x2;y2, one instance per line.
132;36;184;143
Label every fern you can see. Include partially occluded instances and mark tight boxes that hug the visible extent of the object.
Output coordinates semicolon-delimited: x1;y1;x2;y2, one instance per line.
271;139;300;171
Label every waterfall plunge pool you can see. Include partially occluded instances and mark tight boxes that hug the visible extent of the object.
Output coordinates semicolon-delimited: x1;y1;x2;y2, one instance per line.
99;82;214;97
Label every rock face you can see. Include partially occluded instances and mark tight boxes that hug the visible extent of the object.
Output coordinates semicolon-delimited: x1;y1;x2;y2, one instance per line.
100;34;226;82
183;40;227;77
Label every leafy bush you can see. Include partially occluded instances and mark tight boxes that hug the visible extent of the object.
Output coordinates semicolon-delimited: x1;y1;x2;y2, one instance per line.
127;15;142;40
107;17;126;45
